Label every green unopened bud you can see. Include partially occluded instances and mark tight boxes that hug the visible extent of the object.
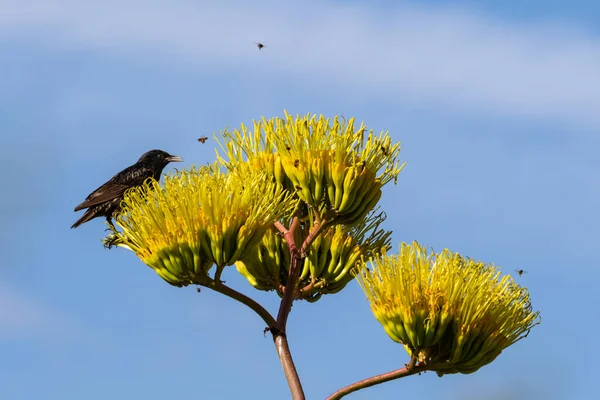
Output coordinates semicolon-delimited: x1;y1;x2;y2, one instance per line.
355;242;540;375
104;164;296;286
235;211;392;300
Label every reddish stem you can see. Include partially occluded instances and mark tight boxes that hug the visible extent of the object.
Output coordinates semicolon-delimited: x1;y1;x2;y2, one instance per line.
271;216;306;399
270;212;328;400
208;281;276;329
272;330;305;400
326;363;429;400
276;216;303;327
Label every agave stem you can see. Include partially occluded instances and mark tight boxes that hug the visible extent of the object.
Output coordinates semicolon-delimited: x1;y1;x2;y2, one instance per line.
272;245;305;400
271;211;329;399
276;216;327;328
272;330;306;400
298;277;317;295
289;216;301;239
275;214;303;328
205;280;305;398
325;362;429;400
207;280;277;328
274;221;288;235
276;244;302;331
300;217;327;255
214;264;225;284
203;254;305;399
270;227;306;399
406;354;417;371
273;214;329;400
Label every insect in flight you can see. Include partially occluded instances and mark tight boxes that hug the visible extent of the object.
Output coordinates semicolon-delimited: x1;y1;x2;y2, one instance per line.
514;269;527;277
255;42;265;50
197;136;208;144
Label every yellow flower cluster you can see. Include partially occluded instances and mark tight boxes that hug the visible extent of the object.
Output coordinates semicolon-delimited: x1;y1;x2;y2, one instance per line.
217;111;405;225
104;164;296;286
355;242;541;375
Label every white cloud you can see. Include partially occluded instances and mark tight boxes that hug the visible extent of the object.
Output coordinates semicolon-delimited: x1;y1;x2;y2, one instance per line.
2;0;600;126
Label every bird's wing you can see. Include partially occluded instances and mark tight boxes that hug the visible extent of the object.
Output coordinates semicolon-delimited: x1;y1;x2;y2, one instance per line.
74;164;159;211
73;182;132;211
74;164;153;211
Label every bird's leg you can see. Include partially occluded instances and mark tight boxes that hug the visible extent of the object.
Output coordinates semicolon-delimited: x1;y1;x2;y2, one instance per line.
103;217;119;249
105;216;117;231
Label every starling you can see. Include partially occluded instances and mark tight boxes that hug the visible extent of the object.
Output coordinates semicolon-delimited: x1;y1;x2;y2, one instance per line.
71;149;183;229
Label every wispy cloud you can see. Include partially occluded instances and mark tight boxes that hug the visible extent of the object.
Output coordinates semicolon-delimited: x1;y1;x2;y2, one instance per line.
2;0;600;128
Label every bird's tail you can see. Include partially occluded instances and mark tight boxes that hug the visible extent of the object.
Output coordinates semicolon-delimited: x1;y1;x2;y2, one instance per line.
71;208;96;229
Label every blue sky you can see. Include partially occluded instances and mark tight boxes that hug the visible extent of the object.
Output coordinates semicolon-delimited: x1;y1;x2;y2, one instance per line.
1;0;598;399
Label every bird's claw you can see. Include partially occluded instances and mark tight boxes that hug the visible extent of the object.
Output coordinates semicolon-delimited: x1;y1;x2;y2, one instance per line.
103;236;119;250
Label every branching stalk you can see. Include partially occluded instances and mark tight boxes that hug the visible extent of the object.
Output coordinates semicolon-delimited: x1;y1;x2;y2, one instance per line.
206;280;277;329
326;363;429;400
205;277;305;399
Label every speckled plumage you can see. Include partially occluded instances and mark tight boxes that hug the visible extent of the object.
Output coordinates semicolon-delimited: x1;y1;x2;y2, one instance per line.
71;149;183;228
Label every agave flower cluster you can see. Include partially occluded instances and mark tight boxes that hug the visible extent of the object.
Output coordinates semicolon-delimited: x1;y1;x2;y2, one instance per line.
236;210;392;301
216;111;405;298
355;242;541;375
217;111;405;226
104;164;297;287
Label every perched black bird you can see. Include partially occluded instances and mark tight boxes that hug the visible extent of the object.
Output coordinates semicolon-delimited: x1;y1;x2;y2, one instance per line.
71;149;183;229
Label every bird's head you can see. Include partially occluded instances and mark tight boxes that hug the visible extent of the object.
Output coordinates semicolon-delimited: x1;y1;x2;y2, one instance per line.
138;150;184;167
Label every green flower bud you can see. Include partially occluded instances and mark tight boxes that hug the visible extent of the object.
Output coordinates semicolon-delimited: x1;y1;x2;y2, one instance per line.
355;242;541;375
235;211;392;300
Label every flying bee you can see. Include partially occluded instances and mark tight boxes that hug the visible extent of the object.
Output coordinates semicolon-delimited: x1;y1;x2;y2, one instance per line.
514;269;527;277
255;42;265;50
197;136;208;144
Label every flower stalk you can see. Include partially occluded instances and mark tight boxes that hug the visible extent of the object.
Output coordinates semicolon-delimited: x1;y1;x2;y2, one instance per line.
326;362;429;400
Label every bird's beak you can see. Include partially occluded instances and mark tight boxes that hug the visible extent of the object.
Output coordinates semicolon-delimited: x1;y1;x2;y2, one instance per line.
166;155;184;162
